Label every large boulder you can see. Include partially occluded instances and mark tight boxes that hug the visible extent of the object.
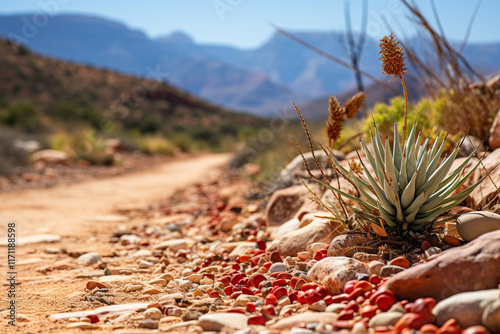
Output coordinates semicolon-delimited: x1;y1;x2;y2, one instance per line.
384;230;500;301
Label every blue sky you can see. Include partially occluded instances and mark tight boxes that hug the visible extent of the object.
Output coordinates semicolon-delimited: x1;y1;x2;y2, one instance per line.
0;0;497;48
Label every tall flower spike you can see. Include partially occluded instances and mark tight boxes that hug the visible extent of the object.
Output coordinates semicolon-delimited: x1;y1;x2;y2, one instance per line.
378;33;407;82
325;96;344;147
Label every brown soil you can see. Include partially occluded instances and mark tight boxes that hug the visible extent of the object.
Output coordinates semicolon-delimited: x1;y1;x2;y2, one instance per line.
0;153;232;333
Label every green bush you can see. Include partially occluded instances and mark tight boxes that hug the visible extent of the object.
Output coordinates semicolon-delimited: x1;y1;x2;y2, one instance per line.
0;102;41;133
138;136;176;156
171;133;193;152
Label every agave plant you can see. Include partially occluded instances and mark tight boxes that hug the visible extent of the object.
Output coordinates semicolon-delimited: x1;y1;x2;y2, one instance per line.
321;122;486;236
310;33;490;237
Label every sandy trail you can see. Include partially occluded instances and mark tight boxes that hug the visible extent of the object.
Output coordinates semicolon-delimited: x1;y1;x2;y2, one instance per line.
0;153;231;239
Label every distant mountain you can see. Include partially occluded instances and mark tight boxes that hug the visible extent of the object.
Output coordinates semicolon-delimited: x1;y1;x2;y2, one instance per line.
2;13;500;117
0;37;265;137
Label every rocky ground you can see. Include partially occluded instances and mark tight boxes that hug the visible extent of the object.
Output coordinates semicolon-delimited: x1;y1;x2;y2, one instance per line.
1;146;500;334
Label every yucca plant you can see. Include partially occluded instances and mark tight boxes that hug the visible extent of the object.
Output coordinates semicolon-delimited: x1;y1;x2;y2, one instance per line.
310;33;491;237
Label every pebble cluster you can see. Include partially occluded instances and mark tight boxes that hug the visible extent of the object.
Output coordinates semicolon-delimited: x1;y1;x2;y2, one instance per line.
11;168;500;333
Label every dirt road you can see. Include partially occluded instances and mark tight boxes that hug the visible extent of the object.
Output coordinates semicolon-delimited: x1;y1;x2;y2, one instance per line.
0;153;231;240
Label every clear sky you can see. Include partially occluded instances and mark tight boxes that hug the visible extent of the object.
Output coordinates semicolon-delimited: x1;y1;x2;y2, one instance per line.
0;0;497;48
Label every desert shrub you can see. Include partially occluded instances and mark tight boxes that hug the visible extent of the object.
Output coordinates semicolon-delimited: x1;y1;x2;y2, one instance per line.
0;127;30;175
171;133;193;152
50;129;114;165
138;136;176;156
0;102;41;133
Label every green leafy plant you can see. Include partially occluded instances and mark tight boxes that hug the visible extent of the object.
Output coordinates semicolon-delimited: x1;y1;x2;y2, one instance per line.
300;33;493;238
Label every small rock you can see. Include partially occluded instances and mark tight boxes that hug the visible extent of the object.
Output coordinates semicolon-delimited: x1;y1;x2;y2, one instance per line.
182;310;203;321
16;314;32;322
309;300;327;312
131;249;152;259
269;262;288;273
138;319;159;329
445;222;461;239
432;289;498;327
125;284;143;292
368;261;385;276
457;211;500;242
368;312;404;327
138;260;153;269
144;308;162;320
32;149;69;165
198;313;249;331
380;265;406;277
425;246;442;259
352;321;369;334
86;281;107;290
141;288;162;294
67;322;97;329
153;239;190;252
147;278;168;287
297;251;313;261
186;274;203;284
77;252;101;266
308;257;370;294
482;299;500;333
325;303;346;313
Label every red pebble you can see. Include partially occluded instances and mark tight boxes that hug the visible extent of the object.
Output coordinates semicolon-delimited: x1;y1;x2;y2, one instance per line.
246;302;256;312
437;319;462;334
241;287;254;295
315;286;329;299
369;274;382;285
333;320;356;331
227;308;246;314
205;273;215;280
360;304;378;318
348;287;364;300
272;279;287;287
394;313;429;331
249;273;266;288
248;314;266;325
209;291;220;298
291;277;307;291
238;254;251;263
230;291;242;299
390;256;410;269
420;324;439;334
354;280;373;293
345;300;360;313
337;309;355;320
270;251;282;263
265;293;278;306
344;280;359;294
462;326;491;334
232;263;241;271
231;273;245;286
421;240;431;251
261;305;275;316
86;315;99;323
277;273;292;280
289;291;299;303
323;295;334;305
331;294;349;303
273;287;287;299
410;298;436;323
256;239;266;251
224;286;233;295
301;283;318;292
376;294;395;311
262;262;272;270
314;250;326;261
304;289;322;305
